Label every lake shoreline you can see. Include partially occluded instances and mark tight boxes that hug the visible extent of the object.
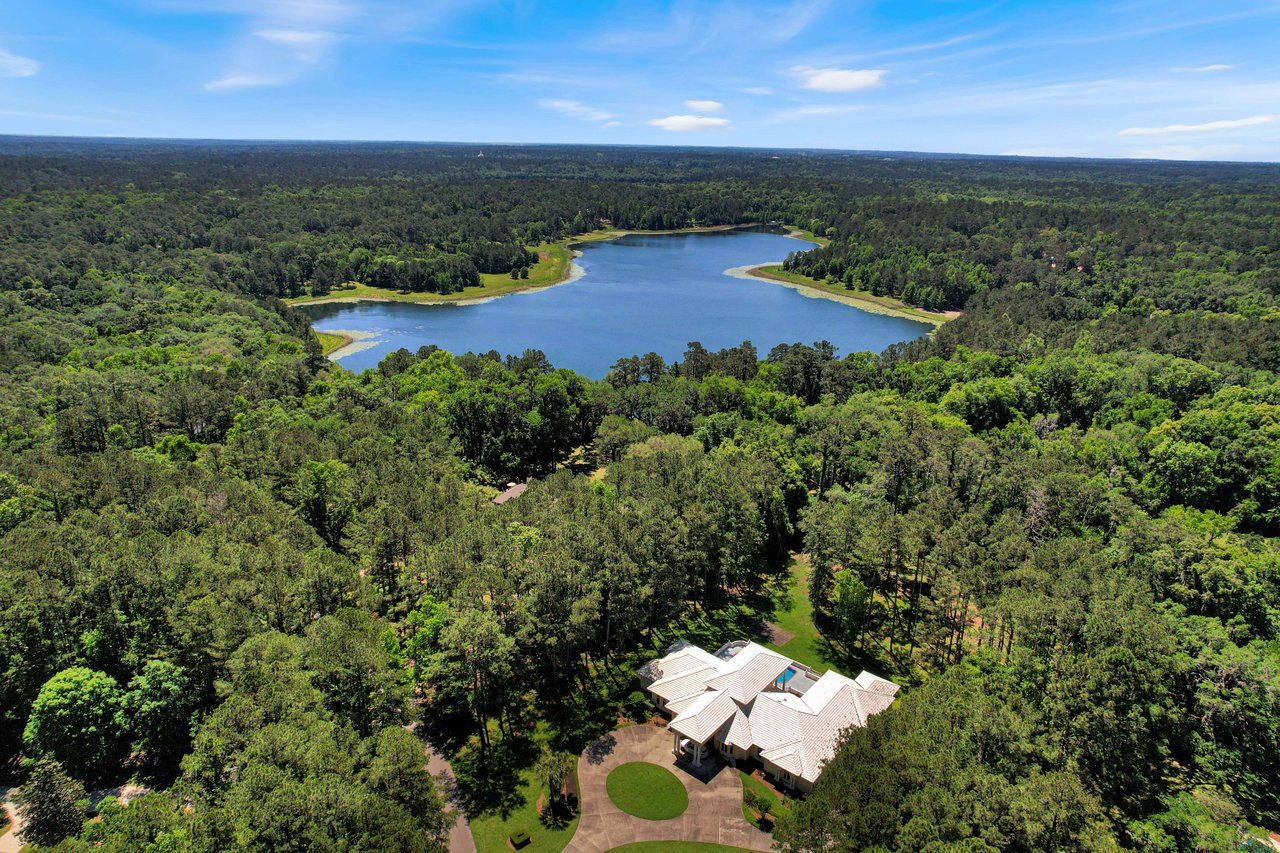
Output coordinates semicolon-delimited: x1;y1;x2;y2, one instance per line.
288;223;811;308
323;329;381;361
308;228;936;375
734;264;958;325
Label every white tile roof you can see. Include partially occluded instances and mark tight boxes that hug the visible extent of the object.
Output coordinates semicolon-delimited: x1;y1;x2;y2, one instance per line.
638;642;725;684
641;640;900;787
669;690;738;743
725;709;753;749
704;644;792;704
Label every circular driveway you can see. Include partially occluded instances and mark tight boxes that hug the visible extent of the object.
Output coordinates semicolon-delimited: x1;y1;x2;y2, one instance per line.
564;724;774;853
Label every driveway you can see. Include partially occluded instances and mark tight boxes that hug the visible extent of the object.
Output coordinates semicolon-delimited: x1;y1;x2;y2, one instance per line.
1;788;23;853
405;723;477;853
564;724;774;853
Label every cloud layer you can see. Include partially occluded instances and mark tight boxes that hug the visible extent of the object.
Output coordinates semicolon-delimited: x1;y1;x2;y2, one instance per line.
649;114;731;131
1119;115;1276;136
539;99;616;123
0;48;39;78
1172;64;1233;73
792;65;885;92
683;99;723;112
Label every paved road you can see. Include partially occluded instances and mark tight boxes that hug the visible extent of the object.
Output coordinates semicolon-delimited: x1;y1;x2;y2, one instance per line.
564;724;774;853
404;723;476;853
425;744;478;853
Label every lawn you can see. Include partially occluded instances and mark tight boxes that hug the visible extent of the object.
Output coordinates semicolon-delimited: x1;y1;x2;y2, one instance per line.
467;759;580;853
739;770;791;831
286;241;574;306
764;556;848;677
477;241;572;289
315;331;349;356
607;844;754;853
783;226;830;246
605;762;688;820
746;265;951;325
461;722;581;853
765;556;923;686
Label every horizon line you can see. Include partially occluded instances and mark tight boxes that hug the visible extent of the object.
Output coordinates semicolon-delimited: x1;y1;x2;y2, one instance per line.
0;133;1275;167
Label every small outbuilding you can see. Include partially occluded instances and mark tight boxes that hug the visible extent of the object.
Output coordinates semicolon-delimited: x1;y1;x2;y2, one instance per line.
493;481;528;504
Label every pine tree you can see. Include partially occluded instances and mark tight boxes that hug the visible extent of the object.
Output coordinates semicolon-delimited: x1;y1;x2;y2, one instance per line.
14;759;86;847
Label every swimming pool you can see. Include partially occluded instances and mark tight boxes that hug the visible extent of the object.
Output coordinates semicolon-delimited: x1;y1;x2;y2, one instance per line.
779;666;798;685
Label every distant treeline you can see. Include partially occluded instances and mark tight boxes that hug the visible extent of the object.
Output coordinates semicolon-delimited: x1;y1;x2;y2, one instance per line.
1;141;1276;311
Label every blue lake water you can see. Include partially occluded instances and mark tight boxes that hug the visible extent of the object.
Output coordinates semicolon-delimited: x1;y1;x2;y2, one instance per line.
299;229;933;378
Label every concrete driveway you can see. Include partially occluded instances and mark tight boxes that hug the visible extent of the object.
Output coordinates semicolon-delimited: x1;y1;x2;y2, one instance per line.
1;788;24;853
564;724;774;853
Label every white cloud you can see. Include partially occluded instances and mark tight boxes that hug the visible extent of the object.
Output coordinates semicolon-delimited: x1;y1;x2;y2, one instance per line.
765;103;863;123
197;0;358;92
538;99;616;123
0;48;39;78
254;29;337;62
603;120;622;128
789;104;860;116
205;74;288;92
1119;115;1276;136
648;114;731;131
792;65;886;93
1172;64;1233;73
741;87;775;96
683;99;723;112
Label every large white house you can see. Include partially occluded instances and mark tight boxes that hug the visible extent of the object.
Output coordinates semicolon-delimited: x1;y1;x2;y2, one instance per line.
638;639;900;793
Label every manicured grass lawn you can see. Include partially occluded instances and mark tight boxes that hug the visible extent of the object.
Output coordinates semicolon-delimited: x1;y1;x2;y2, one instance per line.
467;761;580;853
315;331;349;355
739;770;791;831
766;556;922;686
605;762;688;820
462;722;581;853
607;844;753;852
764;557;848;677
748;265;951;325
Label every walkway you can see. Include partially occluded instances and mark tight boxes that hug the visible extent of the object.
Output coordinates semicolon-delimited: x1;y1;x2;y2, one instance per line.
564;724;774;853
0;788;23;853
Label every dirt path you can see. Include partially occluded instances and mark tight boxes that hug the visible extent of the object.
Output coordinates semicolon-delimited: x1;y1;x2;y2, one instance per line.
564;724;773;853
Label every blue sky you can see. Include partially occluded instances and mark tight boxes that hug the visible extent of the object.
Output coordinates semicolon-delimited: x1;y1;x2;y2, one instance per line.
1;0;1278;160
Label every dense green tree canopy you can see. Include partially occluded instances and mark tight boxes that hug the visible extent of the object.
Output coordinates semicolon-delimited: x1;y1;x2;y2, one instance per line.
0;141;1277;851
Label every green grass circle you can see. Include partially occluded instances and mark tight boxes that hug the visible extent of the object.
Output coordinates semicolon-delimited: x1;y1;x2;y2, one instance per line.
605;761;689;820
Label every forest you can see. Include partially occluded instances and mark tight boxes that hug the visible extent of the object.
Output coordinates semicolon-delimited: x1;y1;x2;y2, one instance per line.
0;138;1277;852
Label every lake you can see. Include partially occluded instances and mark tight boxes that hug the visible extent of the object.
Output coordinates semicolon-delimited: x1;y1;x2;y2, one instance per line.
299;229;934;377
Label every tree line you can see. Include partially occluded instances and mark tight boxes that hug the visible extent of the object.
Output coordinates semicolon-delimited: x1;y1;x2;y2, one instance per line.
0;141;1276;851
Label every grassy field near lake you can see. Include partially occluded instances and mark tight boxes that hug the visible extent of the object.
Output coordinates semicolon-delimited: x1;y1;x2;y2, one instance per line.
286;241;574;306
315;331;350;355
746;265;954;325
